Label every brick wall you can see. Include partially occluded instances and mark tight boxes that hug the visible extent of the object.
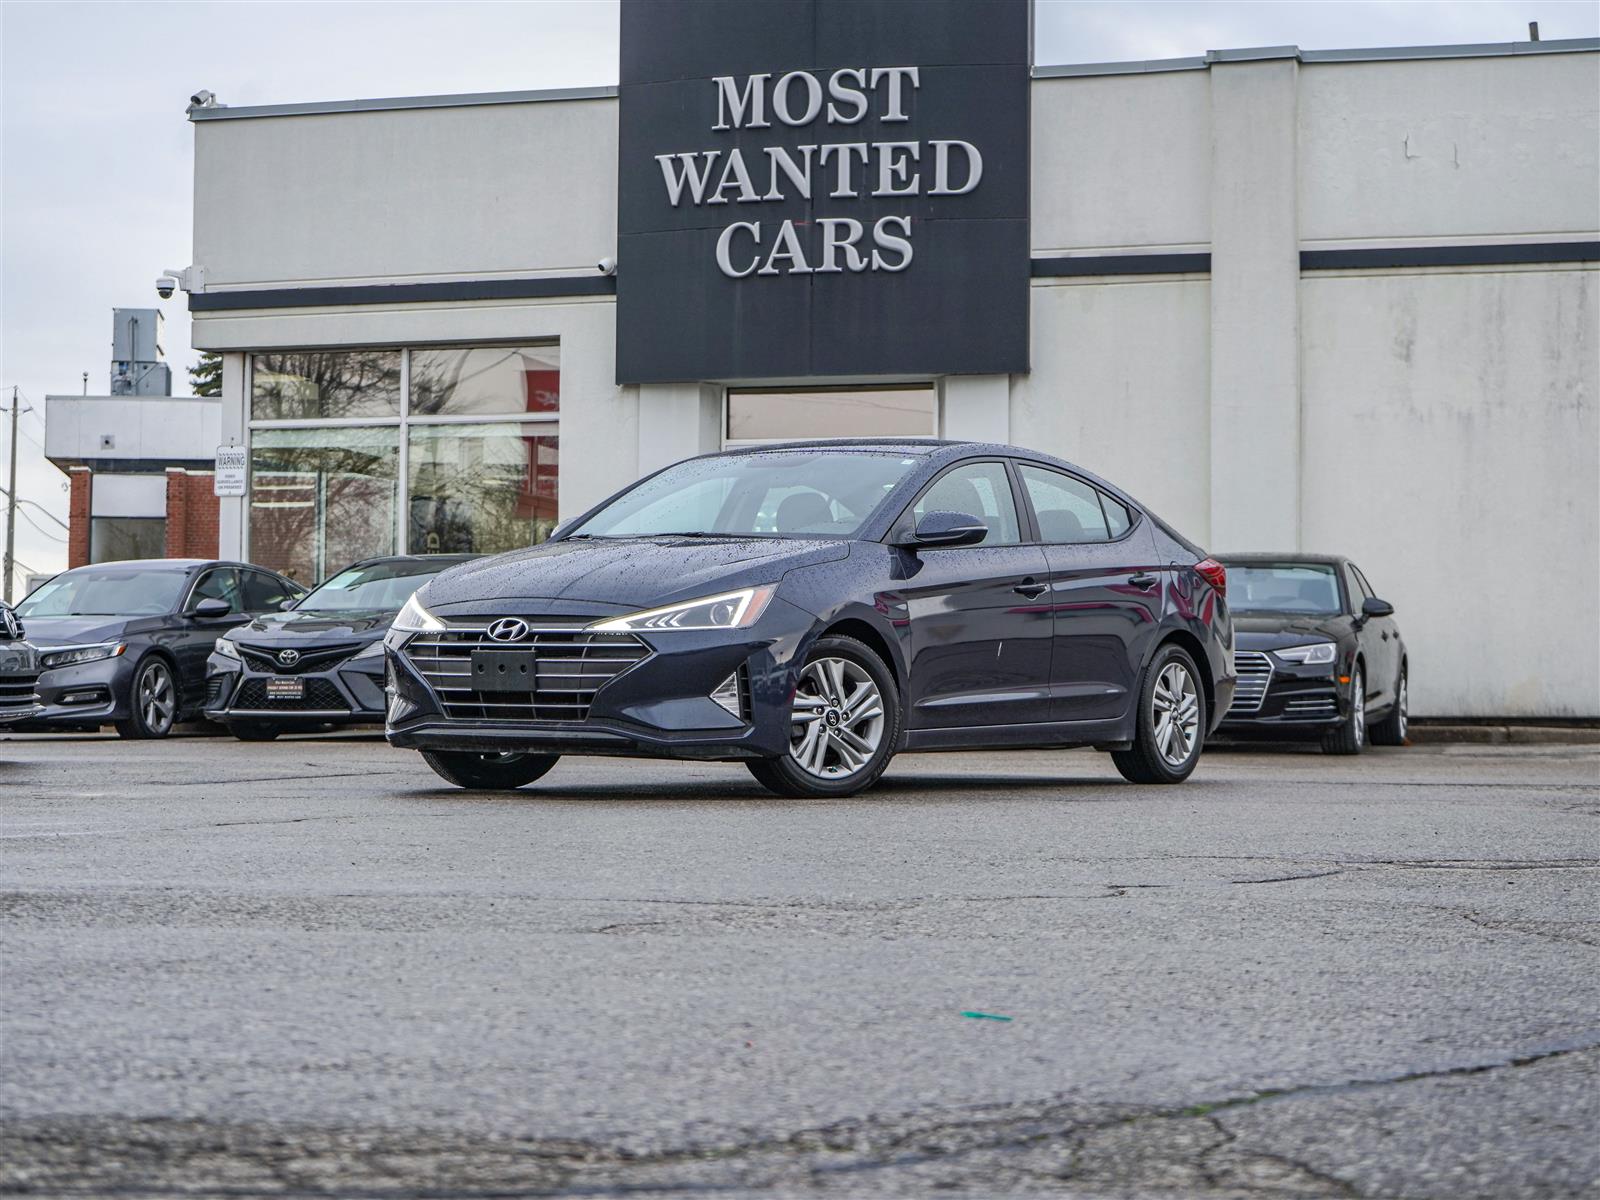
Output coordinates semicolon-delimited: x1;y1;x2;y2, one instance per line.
163;469;219;559
67;468;92;568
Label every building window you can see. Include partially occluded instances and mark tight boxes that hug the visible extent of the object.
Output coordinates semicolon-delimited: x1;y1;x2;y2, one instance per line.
246;345;558;584
726;384;936;444
90;517;166;563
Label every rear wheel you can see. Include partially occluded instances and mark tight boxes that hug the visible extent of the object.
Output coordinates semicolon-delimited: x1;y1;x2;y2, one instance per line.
747;636;900;798
421;750;558;790
114;657;177;740
1111;644;1205;784
1370;665;1408;747
1321;665;1367;755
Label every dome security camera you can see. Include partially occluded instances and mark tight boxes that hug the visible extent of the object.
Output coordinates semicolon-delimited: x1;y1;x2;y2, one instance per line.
156;275;178;299
597;256;617;277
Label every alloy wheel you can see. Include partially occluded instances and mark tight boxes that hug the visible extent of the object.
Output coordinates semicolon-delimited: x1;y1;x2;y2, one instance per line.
1152;661;1200;767
1353;671;1366;748
140;662;176;734
1396;675;1408;739
788;656;885;779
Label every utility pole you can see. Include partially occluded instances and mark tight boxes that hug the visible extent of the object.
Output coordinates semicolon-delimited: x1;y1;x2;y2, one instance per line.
3;386;18;603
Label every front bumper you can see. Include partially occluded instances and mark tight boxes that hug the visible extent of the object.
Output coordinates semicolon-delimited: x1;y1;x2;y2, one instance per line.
1219;656;1350;734
385;598;815;761
14;655;140;728
204;652;388;727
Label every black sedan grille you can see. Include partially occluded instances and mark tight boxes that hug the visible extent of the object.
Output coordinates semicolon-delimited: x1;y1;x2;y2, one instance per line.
404;626;650;722
234;678;349;712
1230;651;1272;715
237;642;365;674
0;673;40;713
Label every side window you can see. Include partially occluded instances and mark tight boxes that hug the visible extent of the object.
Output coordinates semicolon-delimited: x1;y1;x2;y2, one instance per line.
242;570;298;611
912;462;1021;546
190;568;242;613
1344;563;1371;609
1352;564;1379;600
1017;464;1111;543
1101;494;1133;539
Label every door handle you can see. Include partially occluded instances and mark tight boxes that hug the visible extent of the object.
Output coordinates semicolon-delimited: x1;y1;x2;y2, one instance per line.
1013;578;1047;599
1128;572;1158;590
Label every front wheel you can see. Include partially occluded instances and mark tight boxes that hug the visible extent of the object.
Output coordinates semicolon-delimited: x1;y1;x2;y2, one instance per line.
1111;644;1206;784
1321;665;1367;755
421;750;559;790
1369;665;1408;747
114;657;178;740
747;636;900;798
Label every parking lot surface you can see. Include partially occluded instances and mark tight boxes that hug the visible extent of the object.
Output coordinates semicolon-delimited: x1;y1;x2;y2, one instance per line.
1;731;1596;1199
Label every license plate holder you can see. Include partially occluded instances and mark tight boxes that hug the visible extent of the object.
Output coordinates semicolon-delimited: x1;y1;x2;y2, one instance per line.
265;677;304;701
470;649;539;693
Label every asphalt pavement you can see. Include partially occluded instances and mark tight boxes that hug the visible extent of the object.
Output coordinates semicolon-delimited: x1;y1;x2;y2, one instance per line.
1;730;1596;1199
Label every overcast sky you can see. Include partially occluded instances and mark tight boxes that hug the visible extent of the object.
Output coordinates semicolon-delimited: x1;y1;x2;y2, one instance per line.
2;0;1596;590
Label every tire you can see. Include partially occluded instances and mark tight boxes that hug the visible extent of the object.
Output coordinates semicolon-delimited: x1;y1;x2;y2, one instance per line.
421;750;559;790
747;635;901;799
114;657;178;740
1370;663;1409;747
1321;664;1367;755
228;724;281;742
1111;643;1206;784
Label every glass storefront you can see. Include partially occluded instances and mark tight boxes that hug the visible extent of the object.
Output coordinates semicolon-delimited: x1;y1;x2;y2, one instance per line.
247;345;558;584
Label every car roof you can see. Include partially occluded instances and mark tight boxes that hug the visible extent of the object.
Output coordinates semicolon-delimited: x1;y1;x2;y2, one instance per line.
62;558;210;571
717;438;955;456
1217;553;1350;566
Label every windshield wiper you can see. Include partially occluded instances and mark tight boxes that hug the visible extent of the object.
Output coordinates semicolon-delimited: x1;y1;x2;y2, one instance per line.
647;531;776;539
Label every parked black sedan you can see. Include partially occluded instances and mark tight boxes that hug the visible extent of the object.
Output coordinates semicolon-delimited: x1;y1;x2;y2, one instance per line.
12;559;305;738
0;601;43;729
1216;554;1407;754
205;554;477;739
386;441;1236;796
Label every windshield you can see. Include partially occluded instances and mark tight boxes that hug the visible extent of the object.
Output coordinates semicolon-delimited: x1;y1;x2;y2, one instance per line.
569;451;921;539
17;567;188;617
1227;563;1344;615
298;561;459;613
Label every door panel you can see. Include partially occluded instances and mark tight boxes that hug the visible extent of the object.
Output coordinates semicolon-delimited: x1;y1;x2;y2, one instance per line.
176;568;248;701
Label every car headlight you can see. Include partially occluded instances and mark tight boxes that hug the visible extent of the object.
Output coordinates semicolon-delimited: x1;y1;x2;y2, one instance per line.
393;592;446;632
587;585;777;633
41;642;127;670
351;639;386;661
214;638;241;661
1273;642;1337;665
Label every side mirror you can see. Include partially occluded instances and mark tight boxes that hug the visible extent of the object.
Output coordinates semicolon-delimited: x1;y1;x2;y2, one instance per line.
192;597;233;619
1362;596;1395;618
279;598;299;612
897;510;988;549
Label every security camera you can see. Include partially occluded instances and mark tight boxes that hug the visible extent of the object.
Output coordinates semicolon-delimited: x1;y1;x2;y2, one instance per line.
597;256;617;277
156;275;178;299
190;89;216;108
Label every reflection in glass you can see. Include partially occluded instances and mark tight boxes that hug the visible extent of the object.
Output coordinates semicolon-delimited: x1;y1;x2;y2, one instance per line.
409;345;560;417
408;425;558;554
251;350;401;421
727;385;936;442
249;427;399;585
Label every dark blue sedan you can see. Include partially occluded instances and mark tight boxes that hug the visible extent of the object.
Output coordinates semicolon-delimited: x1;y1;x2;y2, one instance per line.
386;441;1236;796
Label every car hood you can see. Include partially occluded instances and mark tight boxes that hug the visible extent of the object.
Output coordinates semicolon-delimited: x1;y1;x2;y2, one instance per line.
12;615;136;647
421;537;852;612
1233;612;1352;650
229;609;393;644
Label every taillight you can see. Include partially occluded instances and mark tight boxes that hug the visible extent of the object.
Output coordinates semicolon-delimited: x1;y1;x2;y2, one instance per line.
1194;558;1227;597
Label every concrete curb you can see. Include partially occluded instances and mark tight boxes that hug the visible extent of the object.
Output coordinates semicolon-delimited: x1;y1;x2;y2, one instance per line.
1408;723;1600;746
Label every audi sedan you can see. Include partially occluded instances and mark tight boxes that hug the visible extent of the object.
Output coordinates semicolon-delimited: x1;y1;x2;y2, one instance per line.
1216;554;1408;754
385;441;1235;797
204;554;477;739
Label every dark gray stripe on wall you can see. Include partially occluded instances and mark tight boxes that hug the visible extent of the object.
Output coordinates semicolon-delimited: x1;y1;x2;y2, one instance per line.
1301;241;1600;270
1032;253;1211;277
188;275;617;312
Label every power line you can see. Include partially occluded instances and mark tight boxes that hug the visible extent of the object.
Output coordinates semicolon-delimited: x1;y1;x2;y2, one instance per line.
14;507;66;542
0;487;68;529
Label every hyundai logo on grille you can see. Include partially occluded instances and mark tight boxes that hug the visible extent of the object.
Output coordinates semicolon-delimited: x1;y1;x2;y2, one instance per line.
487;618;530;643
277;648;301;666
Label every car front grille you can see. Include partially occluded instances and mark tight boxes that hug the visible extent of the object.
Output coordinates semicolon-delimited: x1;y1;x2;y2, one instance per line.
1229;651;1272;715
237;642;364;674
1284;693;1339;717
234;678;349;712
0;673;40;713
404;625;650;722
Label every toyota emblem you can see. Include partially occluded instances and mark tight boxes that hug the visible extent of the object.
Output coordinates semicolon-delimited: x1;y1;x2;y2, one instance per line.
277;648;301;666
487;618;530;643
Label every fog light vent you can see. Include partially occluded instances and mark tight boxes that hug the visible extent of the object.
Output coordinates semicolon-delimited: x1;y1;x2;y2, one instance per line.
710;671;745;720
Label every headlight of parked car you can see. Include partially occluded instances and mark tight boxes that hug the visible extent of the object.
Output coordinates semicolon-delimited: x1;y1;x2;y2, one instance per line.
1273;642;1337;665
394;592;446;632
41;642;127;669
588;585;777;633
350;639;386;661
214;638;241;661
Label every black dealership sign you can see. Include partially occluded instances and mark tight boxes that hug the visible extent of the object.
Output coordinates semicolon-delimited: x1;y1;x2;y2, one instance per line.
616;0;1030;385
